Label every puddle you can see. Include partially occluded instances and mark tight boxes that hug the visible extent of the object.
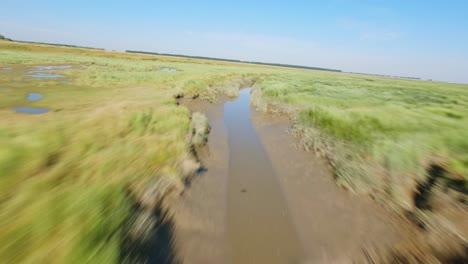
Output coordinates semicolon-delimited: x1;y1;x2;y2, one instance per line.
26;93;44;101
11;107;49;114
223;89;303;263
32;65;72;71
26;73;65;79
24;65;71;79
160;67;178;72
3;67;12;71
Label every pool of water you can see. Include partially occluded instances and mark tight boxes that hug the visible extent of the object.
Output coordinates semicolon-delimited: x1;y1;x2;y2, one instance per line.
26;93;44;101
32;65;72;71
24;65;71;79
3;67;12;71
160;67;178;72
11;107;49;114
26;73;65;79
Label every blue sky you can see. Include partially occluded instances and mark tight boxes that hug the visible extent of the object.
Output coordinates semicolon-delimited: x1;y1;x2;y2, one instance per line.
1;0;468;83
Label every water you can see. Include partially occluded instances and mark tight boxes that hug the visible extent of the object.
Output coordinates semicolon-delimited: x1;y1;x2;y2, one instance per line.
223;89;303;264
3;67;12;71
32;65;72;71
11;107;49;114
26;93;44;101
26;73;65;79
160;67;178;72
25;65;71;79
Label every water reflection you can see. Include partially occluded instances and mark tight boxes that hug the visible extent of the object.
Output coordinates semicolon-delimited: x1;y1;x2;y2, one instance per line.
32;65;72;71
27;93;44;101
26;73;65;79
25;65;72;79
11;107;49;114
160;68;178;72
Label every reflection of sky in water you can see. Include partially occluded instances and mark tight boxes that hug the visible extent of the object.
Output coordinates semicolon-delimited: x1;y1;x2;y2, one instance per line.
25;65;71;79
160;67;178;72
26;73;65;79
31;65;72;71
11;107;49;114
3;67;13;71
27;93;44;101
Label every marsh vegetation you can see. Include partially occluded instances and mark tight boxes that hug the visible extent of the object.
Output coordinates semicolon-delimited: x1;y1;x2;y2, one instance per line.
1;40;467;263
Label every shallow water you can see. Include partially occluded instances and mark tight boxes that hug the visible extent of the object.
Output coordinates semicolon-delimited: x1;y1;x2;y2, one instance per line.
12;107;49;114
26;73;65;79
3;67;12;71
223;89;303;263
174;88;408;263
32;65;72;71
26;93;44;101
160;67;177;72
24;65;71;79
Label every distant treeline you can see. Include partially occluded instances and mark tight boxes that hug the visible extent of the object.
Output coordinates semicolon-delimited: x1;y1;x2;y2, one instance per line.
0;34;13;41
126;50;342;72
348;72;421;80
15;40;104;51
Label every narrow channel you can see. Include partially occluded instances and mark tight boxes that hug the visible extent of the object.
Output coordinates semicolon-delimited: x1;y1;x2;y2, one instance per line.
174;87;406;263
224;89;304;264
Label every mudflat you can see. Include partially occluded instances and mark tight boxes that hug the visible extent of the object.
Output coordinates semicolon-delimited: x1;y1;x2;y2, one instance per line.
173;89;411;263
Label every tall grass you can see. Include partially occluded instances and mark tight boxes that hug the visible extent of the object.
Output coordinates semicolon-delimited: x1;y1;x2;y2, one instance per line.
1;40;467;263
253;72;468;210
0;41;260;263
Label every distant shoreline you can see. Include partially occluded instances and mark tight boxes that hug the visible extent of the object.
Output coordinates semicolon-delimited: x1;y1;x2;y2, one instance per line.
13;40;105;51
125;50;342;73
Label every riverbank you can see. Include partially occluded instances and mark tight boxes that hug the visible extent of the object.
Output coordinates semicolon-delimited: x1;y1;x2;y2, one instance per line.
174;88;416;263
250;77;468;262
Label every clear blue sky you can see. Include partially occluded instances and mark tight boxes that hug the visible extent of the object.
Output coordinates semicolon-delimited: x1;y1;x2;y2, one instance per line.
1;0;468;83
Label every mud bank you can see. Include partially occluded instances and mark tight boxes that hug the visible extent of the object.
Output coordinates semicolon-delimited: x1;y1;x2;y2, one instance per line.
251;110;410;262
171;88;411;263
250;85;468;263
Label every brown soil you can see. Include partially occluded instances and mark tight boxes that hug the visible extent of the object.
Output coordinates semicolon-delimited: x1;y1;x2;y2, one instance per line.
171;97;231;263
251;110;409;263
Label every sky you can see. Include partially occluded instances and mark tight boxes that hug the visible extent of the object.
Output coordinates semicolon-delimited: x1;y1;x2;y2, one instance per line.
1;0;468;83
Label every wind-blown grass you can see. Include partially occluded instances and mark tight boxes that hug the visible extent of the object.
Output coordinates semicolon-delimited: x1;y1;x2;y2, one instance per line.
252;72;468;210
0;41;259;263
1;40;467;263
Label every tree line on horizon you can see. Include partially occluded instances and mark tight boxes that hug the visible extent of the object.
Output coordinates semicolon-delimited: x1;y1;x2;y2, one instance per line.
126;50;342;72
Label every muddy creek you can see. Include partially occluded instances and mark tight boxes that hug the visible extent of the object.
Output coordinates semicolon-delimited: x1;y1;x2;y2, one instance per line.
173;88;406;264
224;89;303;263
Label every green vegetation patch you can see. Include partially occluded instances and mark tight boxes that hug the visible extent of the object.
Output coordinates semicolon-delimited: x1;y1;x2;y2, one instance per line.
0;41;259;263
255;71;468;207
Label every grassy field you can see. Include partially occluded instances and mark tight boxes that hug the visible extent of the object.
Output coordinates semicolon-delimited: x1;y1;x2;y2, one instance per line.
251;72;468;210
0;41;262;263
1;40;467;263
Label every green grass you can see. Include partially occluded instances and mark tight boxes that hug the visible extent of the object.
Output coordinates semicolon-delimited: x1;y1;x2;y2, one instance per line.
1;40;467;263
0;41;262;263
253;72;468;209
